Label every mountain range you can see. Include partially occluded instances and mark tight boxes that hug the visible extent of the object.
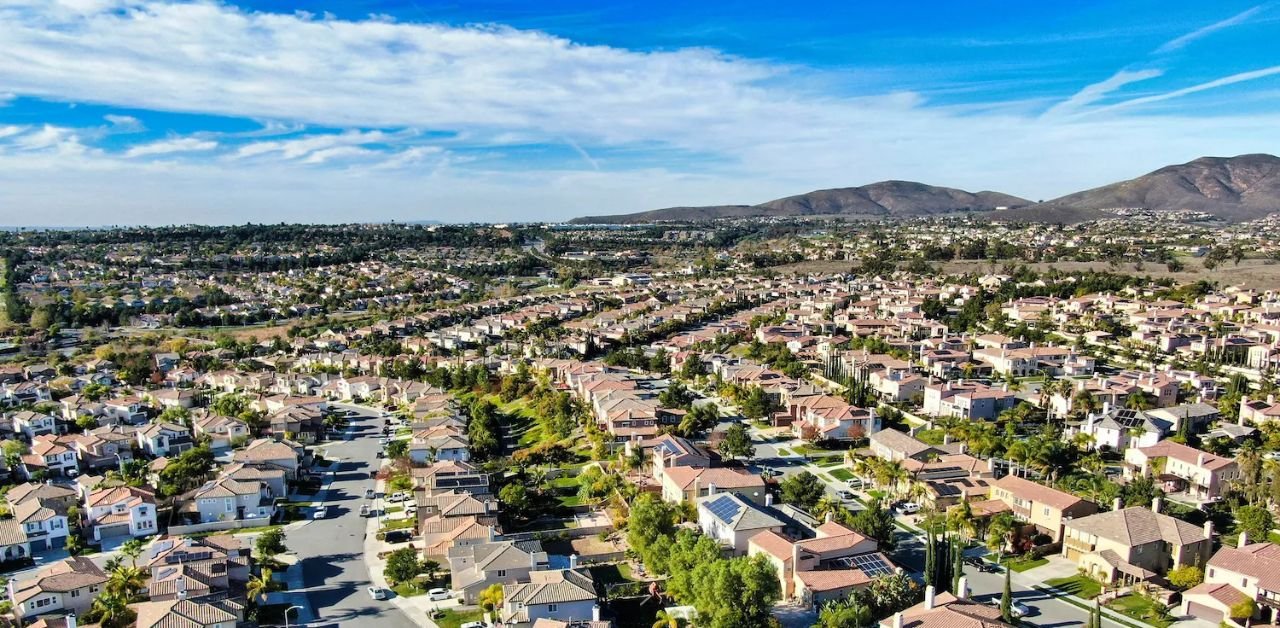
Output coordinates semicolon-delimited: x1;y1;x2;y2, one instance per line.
569;153;1280;224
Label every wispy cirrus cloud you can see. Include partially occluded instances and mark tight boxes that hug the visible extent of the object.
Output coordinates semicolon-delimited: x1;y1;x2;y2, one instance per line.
1156;4;1269;53
1044;69;1164;117
123;137;218;158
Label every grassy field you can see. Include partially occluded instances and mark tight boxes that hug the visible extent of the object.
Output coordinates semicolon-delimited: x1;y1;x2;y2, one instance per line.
829;468;855;482
1044;574;1101;599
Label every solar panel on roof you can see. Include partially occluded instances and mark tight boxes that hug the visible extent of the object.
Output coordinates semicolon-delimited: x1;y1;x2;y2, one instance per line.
706;495;742;522
849;553;893;577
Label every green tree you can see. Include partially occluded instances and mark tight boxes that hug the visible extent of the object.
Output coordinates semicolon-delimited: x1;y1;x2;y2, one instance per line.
780;471;825;512
385;438;409;460
1236;505;1274;543
1000;566;1013;622
478;583;505;612
1166;564;1203;590
255;527;288;561
718;423;755;461
383;547;421;585
845;501;897;550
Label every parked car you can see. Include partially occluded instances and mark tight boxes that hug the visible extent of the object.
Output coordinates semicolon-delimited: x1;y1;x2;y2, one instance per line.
427;588;451;601
385;530;411;543
836;490;855;501
459;622;486;628
365;488;376;499
899;502;921;514
360;504;371;517
313;505;328;519
388;492;408;502
368;586;387;600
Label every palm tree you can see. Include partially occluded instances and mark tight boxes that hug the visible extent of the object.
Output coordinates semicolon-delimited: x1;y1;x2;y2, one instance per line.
247;568;278;605
119;538;144;568
90;591;133;628
652;609;688;628
106;565;147;601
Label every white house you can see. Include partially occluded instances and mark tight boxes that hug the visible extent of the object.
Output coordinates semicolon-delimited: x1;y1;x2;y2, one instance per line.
85;485;159;541
502;568;599;626
697;492;784;555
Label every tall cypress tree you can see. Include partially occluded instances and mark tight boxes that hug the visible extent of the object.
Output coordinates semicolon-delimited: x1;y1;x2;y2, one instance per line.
1000;566;1013;623
924;528;936;589
951;535;965;594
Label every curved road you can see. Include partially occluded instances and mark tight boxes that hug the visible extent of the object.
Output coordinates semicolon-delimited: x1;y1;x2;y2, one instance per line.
290;405;418;628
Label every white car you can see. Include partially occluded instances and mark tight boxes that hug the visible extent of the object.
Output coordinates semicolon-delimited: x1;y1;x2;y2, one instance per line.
359;504;371;517
427;588;451;601
387;492;407;503
836;490;855;501
459;623;486;628
899;502;921;514
313;505;328;519
368;586;387;600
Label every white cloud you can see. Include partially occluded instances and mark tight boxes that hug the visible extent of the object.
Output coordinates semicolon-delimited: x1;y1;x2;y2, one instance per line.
0;2;1275;224
123;137;218;158
103;113;143;132
1156;5;1267;53
1094;65;1280;114
1044;69;1163;117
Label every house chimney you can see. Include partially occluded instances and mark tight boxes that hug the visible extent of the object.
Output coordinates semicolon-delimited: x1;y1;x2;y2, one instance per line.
65;614;77;628
569;553;579;569
1151;497;1162;514
1197;453;1207;467
592;605;602;621
1102;401;1111;414
1113;497;1123;511
924;585;936;610
707;482;717;496
825;511;834;524
177;579;187;601
892;612;904;628
1239;530;1249;548
1204;520;1215;539
957;576;970;599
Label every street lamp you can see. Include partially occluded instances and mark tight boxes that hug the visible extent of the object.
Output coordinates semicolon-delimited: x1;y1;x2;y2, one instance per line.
284;604;303;628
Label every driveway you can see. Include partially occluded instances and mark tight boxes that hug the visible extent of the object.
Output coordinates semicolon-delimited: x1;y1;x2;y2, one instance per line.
286;403;418;628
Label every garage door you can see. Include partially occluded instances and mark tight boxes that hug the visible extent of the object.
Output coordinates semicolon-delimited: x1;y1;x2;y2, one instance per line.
1186;601;1223;622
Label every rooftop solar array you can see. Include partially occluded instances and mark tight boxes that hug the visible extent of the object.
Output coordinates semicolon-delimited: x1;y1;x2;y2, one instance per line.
705;494;743;523
848;553;893;577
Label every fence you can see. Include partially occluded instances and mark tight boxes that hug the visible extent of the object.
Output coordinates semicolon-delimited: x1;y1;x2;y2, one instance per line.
168;519;275;535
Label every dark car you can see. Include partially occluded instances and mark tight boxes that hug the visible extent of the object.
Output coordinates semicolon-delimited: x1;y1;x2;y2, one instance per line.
385;530;411;544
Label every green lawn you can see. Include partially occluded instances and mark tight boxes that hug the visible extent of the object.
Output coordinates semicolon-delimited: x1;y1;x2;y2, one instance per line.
1106;595;1175;628
384;506;404;514
1044;574;1101;599
829;468;855;481
1002;556;1048;572
915;429;946;445
549;475;580;489
558;494;584;507
433;608;485;628
392;582;427;597
776;448;795;456
380;518;416;532
793;444;842;456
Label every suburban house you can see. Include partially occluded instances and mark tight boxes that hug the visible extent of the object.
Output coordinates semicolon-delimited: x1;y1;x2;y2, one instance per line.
6;556;107;621
868;428;949;463
660;466;767;506
748;520;890;607
85;485;159;542
11;411;59;439
649;434;717;483
501;568;600;626
697;492;785;555
1125;439;1240;501
192;413;251;450
990;475;1098;543
1181;537;1280;624
879;584;1013;628
133;598;243;628
1061;502;1213;583
1076;406;1170;451
12;497;70;552
449;540;550;603
183;477;276;524
25;435;80;478
232;439;300;479
136;422;195;457
921;381;1018;420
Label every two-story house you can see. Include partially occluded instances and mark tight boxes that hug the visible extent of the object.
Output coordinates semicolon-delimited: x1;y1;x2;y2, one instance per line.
185;478;276;524
1125;439;1240;501
1061;501;1213;584
137;422;195;457
11;411;59;439
660;466;767;506
7;556;107;620
697;492;785;555
192;413;251;451
12;499;69;552
501;568;600;626
25;435;80;478
990;475;1098;543
85;485;158;542
1181;537;1280;624
449;540;550;603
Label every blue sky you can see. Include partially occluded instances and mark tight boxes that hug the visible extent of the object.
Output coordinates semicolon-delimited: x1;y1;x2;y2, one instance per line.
0;1;1278;225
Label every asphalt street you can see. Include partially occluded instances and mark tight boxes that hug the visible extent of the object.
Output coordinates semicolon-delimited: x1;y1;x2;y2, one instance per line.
288;403;418;628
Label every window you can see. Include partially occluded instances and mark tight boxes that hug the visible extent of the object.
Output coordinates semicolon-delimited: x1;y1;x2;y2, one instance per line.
1042;507;1049;516
70;590;79;598
496;570;506;577
548;604;558;612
